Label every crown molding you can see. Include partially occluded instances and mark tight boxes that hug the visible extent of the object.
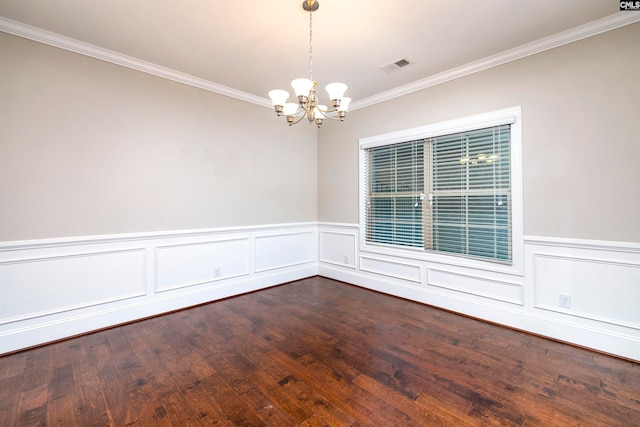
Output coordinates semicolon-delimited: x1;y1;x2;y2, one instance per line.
2;13;638;112
0;17;272;109
350;12;640;111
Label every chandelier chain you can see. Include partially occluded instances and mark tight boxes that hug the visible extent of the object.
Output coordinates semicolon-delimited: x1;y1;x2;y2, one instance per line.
308;10;313;81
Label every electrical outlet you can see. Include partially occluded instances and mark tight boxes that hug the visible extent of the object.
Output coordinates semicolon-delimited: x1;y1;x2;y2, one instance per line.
343;255;349;264
213;266;221;278
559;293;572;309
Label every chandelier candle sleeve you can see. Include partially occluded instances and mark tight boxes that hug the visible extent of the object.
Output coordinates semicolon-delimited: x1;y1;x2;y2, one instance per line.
268;90;290;115
325;83;348;107
291;78;315;104
268;0;351;128
337;97;351;119
314;105;328;126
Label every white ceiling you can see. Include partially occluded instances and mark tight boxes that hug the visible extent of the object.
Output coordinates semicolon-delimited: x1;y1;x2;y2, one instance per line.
0;1;631;108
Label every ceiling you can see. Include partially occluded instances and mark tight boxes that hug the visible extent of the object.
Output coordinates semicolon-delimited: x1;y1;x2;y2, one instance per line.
0;1;630;108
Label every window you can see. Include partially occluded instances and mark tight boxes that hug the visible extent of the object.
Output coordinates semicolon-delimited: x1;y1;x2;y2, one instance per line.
364;140;424;248
361;108;521;266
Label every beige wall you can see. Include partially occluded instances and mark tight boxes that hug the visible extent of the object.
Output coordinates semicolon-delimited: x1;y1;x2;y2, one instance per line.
2;23;639;244
318;23;640;243
0;33;317;241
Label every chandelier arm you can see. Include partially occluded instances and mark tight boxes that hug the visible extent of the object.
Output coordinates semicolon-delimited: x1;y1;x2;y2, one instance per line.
288;111;309;126
317;113;343;122
315;106;338;116
314;106;341;120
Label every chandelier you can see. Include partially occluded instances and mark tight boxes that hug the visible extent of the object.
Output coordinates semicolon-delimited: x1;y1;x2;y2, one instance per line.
268;0;351;128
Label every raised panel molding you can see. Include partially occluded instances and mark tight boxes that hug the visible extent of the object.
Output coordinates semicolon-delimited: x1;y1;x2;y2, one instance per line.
427;267;523;305
319;230;357;269
359;255;422;283
0;249;147;324
254;231;316;273
533;253;640;330
155;238;250;292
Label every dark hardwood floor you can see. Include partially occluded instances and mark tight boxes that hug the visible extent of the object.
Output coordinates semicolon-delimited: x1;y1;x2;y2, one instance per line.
1;276;639;426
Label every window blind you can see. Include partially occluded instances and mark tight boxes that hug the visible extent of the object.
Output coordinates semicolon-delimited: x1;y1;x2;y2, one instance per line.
428;125;511;262
364;140;424;248
364;124;512;263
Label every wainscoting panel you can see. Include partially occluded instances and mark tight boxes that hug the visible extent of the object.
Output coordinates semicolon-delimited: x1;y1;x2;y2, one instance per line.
0;223;318;355
156;238;250;292
427;267;523;305
254;231;315;273
0;249;147;324
360;255;422;283
319;228;357;268
533;249;640;329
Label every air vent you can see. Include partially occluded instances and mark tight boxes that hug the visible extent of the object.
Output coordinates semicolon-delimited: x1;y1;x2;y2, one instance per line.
380;58;412;73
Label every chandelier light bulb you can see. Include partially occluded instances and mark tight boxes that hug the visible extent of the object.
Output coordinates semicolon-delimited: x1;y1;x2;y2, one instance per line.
325;82;348;106
314;105;328;126
337;97;351;112
337;97;351;120
268;89;289;115
291;78;314;97
268;89;289;106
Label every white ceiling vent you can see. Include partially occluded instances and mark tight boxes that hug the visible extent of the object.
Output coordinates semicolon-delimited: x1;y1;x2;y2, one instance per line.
380;58;411;73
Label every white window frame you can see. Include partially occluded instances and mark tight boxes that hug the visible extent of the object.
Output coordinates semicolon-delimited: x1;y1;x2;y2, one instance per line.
359;106;524;276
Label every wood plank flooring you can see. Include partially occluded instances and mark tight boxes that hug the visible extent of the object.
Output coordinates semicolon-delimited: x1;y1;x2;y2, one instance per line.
1;276;638;426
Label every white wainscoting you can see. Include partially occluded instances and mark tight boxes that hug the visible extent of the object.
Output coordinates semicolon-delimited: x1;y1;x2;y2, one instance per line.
427;267;523;305
0;223;317;355
319;228;357;269
318;223;640;361
533;254;640;328
1;249;147;323
3;222;639;361
360;255;422;283
255;231;316;273
156;238;251;292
